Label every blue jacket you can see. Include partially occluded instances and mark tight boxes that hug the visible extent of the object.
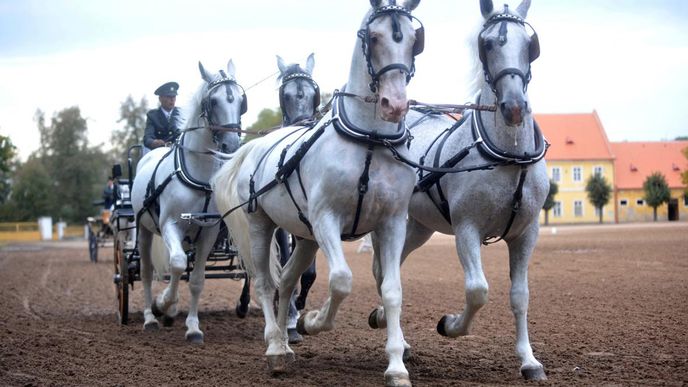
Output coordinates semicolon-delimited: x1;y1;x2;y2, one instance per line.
143;107;181;149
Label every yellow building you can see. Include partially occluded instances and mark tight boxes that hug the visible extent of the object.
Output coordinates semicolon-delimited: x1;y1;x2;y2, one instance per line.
610;141;688;222
536;111;616;224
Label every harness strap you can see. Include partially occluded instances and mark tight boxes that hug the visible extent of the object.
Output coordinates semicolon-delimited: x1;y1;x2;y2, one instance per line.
344;140;375;239
483;165;528;245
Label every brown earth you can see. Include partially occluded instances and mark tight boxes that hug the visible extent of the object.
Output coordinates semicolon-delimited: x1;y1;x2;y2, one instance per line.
1;222;687;386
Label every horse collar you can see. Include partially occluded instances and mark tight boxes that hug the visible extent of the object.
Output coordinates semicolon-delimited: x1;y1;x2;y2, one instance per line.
472;96;547;164
331;93;408;145
174;134;213;192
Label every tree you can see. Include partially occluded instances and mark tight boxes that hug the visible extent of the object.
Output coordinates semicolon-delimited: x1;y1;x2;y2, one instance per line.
681;146;688;190
643;172;671;221
585;173;612;223
33;107;110;223
0;134;17;204
111;95;148;165
542;180;558;225
243;107;282;143
2;157;52;221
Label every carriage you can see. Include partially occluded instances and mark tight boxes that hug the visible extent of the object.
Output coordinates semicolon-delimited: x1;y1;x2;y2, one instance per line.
85;207;113;263
110;144;249;325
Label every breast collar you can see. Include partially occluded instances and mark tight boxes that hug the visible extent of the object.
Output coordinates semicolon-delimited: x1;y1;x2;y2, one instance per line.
331;91;409;146
472;95;548;164
174;133;213;192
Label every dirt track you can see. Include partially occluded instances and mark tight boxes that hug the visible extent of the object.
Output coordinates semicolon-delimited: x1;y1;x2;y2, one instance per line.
1;222;687;386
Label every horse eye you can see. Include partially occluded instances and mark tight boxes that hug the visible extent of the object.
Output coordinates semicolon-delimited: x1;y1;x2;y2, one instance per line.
370;35;379;45
484;39;494;51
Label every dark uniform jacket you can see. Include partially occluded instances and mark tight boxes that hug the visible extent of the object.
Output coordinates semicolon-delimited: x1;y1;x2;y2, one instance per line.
143;107;182;149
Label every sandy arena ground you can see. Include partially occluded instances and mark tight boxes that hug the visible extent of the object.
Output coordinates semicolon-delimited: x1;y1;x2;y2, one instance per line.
1;222;686;386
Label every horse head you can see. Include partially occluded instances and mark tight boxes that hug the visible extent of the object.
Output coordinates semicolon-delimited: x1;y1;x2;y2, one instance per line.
362;0;423;123
198;59;244;154
277;53;320;125
478;0;539;126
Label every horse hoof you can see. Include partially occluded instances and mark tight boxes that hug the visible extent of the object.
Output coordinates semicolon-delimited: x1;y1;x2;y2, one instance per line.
368;308;380;329
288;328;303;344
162;315;175;327
436;315;449;337
151;302;163;318
403;347;412;362
296;314;309;336
235;301;249;319
267;354;289;375
521;366;547;381
186;331;204;345
385;372;412;387
143;321;159;332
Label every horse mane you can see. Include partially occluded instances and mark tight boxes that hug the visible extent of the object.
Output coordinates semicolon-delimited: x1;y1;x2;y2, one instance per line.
180;80;209;132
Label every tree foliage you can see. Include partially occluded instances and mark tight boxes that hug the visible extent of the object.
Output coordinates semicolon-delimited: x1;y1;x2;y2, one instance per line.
2;157;52;221
243;107;282;143
0;134;17;204
585;173;612;223
111;95;148;165
643;172;671;221
681;146;688;190
542;180;558;225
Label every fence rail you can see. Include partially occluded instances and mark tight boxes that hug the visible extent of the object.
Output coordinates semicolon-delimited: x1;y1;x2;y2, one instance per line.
0;222;85;242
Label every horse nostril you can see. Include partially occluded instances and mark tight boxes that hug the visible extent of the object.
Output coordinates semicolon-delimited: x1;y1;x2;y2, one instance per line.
381;97;391;110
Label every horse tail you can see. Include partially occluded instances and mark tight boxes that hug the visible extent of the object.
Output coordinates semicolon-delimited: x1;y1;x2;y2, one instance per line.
150;234;169;281
212;141;281;289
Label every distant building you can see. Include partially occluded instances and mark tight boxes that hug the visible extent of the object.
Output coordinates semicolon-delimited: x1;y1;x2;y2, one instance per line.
536;111;616;224
610;141;688;222
535;111;688;224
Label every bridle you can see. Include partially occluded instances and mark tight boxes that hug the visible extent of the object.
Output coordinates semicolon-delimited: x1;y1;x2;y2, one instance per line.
196;70;248;150
357;4;425;93
279;71;320;125
478;8;540;96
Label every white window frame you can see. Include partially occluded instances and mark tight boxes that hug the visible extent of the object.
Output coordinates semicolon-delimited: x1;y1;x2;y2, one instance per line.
553;201;562;218
574;200;583;217
636;199;645;206
551;167;561;183
593;165;604;177
573;166;583;182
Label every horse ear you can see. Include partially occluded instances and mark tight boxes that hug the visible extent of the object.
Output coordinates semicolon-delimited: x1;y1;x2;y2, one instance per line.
226;59;236;79
305;53;315;75
198;61;212;83
516;0;531;18
369;0;382;9
480;0;494;18
276;55;287;73
403;0;420;11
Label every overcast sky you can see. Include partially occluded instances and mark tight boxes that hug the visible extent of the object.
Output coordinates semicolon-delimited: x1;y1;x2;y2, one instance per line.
1;0;687;160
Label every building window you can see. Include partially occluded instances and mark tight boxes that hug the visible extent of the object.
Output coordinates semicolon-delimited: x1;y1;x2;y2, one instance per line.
573;166;582;182
553;201;562;217
636;199;645;206
593;166;603;176
551;167;561;183
684;194;688;206
595;206;602;218
574;200;583;217
620;199;628;206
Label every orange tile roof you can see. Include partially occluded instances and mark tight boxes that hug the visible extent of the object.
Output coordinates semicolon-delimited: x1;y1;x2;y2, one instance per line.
534;111;614;161
610;141;688;189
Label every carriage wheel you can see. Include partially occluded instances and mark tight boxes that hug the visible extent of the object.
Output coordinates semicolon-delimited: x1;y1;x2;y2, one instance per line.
88;227;98;263
114;238;129;325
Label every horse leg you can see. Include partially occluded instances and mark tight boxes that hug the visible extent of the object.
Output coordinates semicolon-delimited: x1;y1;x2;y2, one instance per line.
153;227;186;323
184;231;215;344
373;215;411;386
508;225;546;380
297;220;351;336
279;239;318;345
249;221;291;373
369;218;434;330
437;226;487;337
274;228;303;344
294;260;316;311
139;228;159;331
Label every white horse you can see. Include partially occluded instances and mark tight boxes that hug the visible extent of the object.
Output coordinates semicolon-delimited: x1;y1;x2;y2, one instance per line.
369;0;548;380
130;59;244;343
213;1;423;385
275;53;321;344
